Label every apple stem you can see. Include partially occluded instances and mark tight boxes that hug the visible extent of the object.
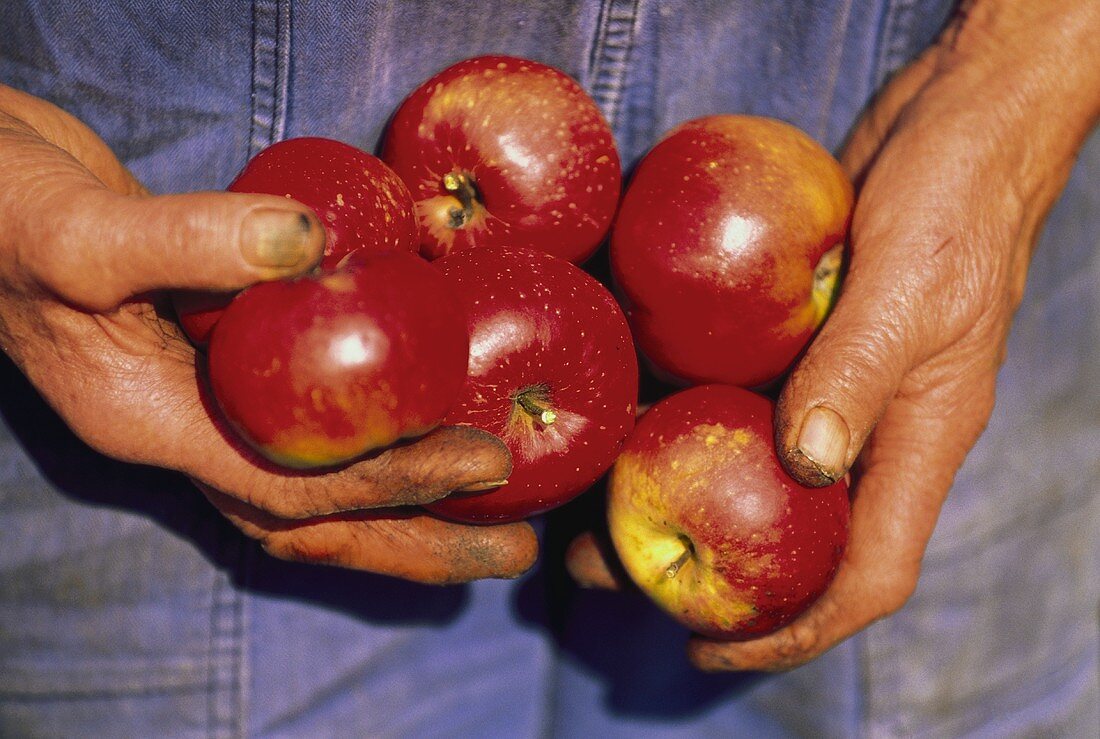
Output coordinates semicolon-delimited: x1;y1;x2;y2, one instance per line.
513;385;557;426
442;171;480;229
665;536;694;579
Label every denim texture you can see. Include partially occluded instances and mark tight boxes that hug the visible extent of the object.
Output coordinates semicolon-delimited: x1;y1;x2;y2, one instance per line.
1;1;1097;736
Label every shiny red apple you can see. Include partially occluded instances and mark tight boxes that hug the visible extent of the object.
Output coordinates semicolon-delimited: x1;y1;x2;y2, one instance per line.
176;137;418;345
607;384;849;640
207;251;468;469
611;115;853;388
424;246;638;524
381;55;621;264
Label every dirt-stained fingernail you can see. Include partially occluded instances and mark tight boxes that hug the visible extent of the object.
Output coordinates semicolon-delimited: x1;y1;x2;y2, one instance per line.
240;208;319;271
795;406;850;483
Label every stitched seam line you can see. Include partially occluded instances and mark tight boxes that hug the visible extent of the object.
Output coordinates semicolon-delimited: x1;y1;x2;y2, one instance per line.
247;0;260;160
206;541;246;739
873;0;919;88
271;0;291;144
248;0;279;156
814;0;857;143
586;0;640;128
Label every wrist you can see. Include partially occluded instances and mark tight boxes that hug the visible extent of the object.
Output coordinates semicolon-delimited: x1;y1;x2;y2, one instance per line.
935;1;1100;138
898;0;1099;246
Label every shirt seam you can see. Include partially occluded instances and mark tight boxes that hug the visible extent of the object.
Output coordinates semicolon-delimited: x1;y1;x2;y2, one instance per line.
585;0;641;130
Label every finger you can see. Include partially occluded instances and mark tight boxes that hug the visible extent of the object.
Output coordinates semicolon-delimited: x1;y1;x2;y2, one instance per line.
203;486;537;584
565;530;626;590
51;303;512;521
28;187;325;310
774;280;919;486
773;175;971;487
183;424;513;520
690;368;995;671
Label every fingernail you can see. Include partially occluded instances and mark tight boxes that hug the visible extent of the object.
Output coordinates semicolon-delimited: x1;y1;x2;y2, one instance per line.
796;406;850;482
458;479;509;493
240;208;317;269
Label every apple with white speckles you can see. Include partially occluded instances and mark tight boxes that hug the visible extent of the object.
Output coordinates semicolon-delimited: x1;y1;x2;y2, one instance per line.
175;137;419;345
611;115;853;388
381;55;621;264
207;251;468;469
425;245;638;524
607;384;849;640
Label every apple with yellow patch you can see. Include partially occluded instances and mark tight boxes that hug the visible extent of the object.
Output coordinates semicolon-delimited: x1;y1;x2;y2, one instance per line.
608;384;849;640
381;55;621;264
611;115;853;388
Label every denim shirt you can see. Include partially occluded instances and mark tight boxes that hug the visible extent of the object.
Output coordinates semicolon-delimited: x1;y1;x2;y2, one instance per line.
2;2;1097;737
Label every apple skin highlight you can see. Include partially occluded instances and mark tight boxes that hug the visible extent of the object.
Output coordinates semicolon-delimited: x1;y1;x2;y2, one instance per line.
383;55;621;264
207;252;469;469
611;115;852;388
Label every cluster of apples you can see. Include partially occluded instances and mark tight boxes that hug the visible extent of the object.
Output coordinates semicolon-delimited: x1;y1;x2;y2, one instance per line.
176;55;851;640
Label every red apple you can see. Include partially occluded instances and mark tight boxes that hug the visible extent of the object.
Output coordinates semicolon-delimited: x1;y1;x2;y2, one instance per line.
424;246;638;524
228;137;418;264
381;55;621;264
611;115;853;388
207;251;468;469
607;384;849;640
176;137;418;345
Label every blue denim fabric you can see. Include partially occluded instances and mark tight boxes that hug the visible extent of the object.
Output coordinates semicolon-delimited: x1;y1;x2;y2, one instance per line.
1;1;1097;736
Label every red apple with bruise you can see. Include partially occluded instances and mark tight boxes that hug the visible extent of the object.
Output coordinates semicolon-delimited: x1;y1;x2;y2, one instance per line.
611;115;853;388
607;384;849;640
207;251;468;469
425;246;638;524
381;55;621;264
175;137;418;345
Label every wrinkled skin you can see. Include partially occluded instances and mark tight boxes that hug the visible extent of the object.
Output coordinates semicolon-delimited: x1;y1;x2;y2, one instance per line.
0;84;536;585
569;0;1100;670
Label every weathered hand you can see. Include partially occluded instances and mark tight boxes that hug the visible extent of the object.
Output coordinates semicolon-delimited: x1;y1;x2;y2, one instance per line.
0;84;536;584
690;0;1100;670
567;0;1100;667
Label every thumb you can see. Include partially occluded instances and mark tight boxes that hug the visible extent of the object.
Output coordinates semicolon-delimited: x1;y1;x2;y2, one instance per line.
774;260;927;486
32;186;324;310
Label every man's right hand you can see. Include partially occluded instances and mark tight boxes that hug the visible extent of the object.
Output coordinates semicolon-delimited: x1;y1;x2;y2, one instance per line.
0;84;537;584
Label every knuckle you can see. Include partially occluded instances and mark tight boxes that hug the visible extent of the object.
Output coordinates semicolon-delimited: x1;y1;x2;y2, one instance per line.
29;190;127;310
239;472;329;521
866;564;920;619
72;424;129;461
59;405;141;464
880;575;919;616
767;622;824;670
265;530;347;567
250;488;317;521
356;466;443;507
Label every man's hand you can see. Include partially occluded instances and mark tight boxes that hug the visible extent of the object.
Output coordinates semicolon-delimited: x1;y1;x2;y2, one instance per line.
694;0;1100;670
569;0;1100;667
0;84;536;584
